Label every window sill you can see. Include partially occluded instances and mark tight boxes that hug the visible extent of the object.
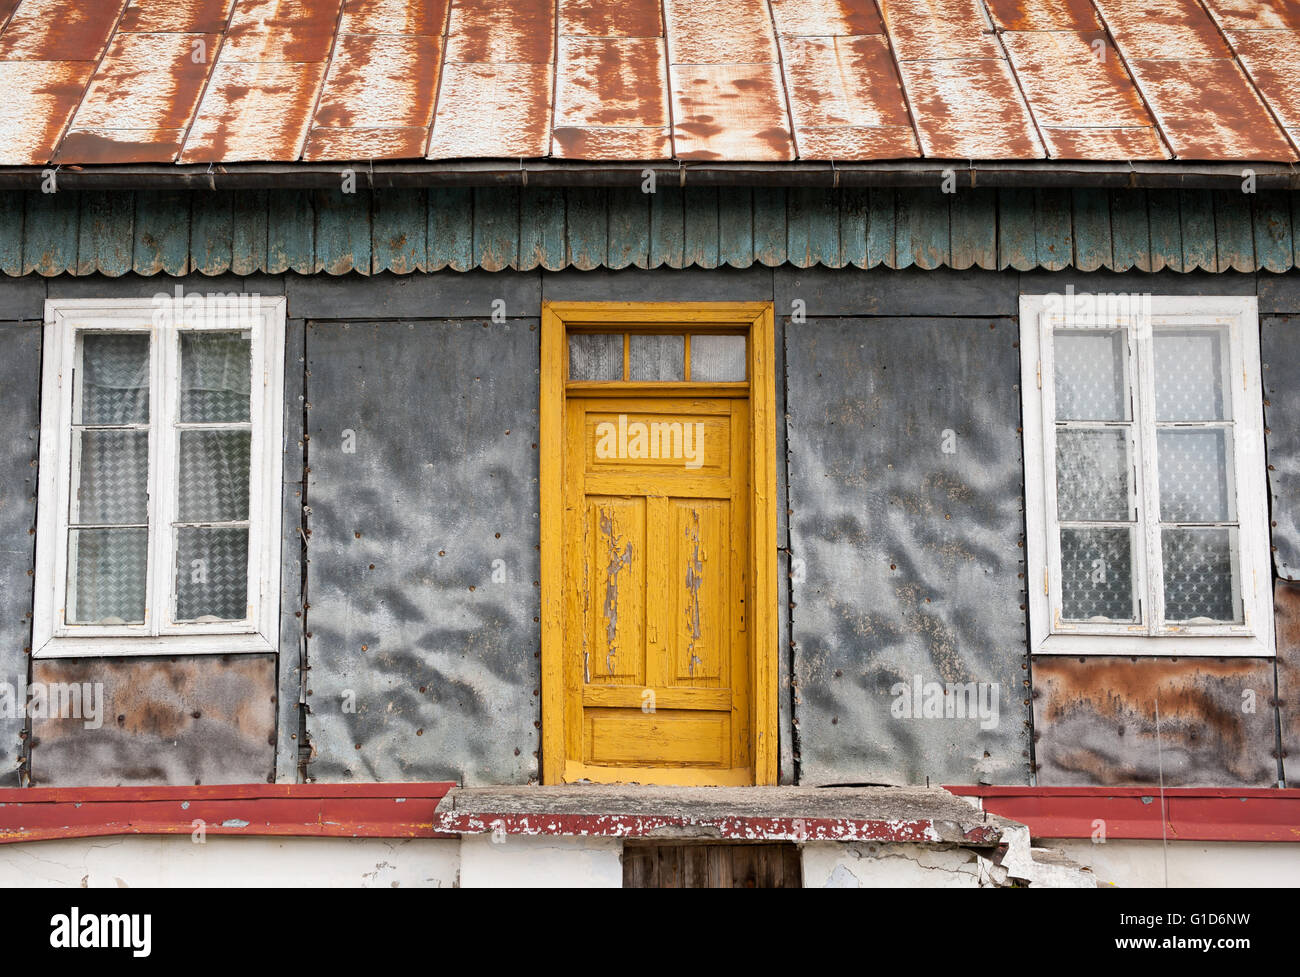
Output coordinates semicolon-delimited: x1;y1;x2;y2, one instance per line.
1034;632;1272;657
33;632;277;659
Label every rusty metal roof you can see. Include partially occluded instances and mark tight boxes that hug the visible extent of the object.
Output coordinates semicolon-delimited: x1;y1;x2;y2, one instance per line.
1;0;1298;167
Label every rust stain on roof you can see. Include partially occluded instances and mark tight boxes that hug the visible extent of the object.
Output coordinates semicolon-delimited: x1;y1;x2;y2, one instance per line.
671;62;794;161
446;0;553;64
1001;30;1156;135
118;0;235;34
984;0;1100;30
559;0;662;37
1226;28;1300;145
0;0;1295;167
769;0;884;37
900;58;1044;159
339;0;450;36
1127;57;1296;160
881;0;1002;61
664;0;779;65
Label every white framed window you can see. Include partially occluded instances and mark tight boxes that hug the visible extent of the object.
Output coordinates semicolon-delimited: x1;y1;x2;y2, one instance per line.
32;296;286;657
1020;293;1272;657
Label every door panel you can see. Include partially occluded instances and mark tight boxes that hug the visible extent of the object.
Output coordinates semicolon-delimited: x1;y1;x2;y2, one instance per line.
564;397;751;783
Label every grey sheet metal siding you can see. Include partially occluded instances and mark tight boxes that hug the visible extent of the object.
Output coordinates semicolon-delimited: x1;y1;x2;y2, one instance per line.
785;316;1030;787
6;187;1300;278
304;319;541;785
0;323;39;786
1264;315;1300;580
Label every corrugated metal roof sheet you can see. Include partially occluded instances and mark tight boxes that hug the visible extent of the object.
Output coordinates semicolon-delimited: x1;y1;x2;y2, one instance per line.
8;185;1299;276
0;0;1296;166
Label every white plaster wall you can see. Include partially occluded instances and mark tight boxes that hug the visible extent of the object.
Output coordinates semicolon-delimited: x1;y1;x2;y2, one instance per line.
0;836;461;888
801;842;983;888
458;834;623;888
1049;839;1300;888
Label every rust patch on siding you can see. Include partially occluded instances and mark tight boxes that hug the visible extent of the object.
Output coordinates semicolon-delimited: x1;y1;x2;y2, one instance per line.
303;125;428;161
29;655;277;787
55;127;186;163
1032;655;1278;787
67;31;219;132
1272;580;1300;784
552;126;670;161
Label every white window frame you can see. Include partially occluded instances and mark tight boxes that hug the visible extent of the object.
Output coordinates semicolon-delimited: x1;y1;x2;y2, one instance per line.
1020;294;1273;657
32;297;286;658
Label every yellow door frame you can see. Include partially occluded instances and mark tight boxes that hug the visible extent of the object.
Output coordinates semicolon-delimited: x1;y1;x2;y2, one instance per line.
539;301;779;786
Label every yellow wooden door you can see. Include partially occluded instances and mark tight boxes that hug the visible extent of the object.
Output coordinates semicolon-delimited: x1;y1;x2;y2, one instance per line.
562;396;752;785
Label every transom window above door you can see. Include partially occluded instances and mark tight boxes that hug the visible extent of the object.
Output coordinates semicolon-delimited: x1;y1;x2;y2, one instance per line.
33;297;286;658
567;331;747;383
1020;294;1272;657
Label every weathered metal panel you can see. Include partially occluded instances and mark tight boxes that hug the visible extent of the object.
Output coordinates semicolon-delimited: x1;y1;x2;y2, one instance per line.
1031;656;1278;787
775;265;1019;319
0;322;39;786
786;315;1030;786
304;318;540;785
1262;314;1300;580
284;269;540;321
1273;580;1300;786
29;655;277;786
275;318;306;784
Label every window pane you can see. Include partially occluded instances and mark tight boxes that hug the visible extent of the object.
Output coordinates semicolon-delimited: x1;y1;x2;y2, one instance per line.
1157;429;1232;523
569;333;622;381
1060;527;1137;622
181;332;251;422
73;429;148;525
1054;329;1127;421
67;527;147;624
1162;527;1238;622
1154;327;1229;421
79;333;149;424
630;333;684;381
178;430;251;522
175;527;248;621
690;334;746;381
1056;429;1131;521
